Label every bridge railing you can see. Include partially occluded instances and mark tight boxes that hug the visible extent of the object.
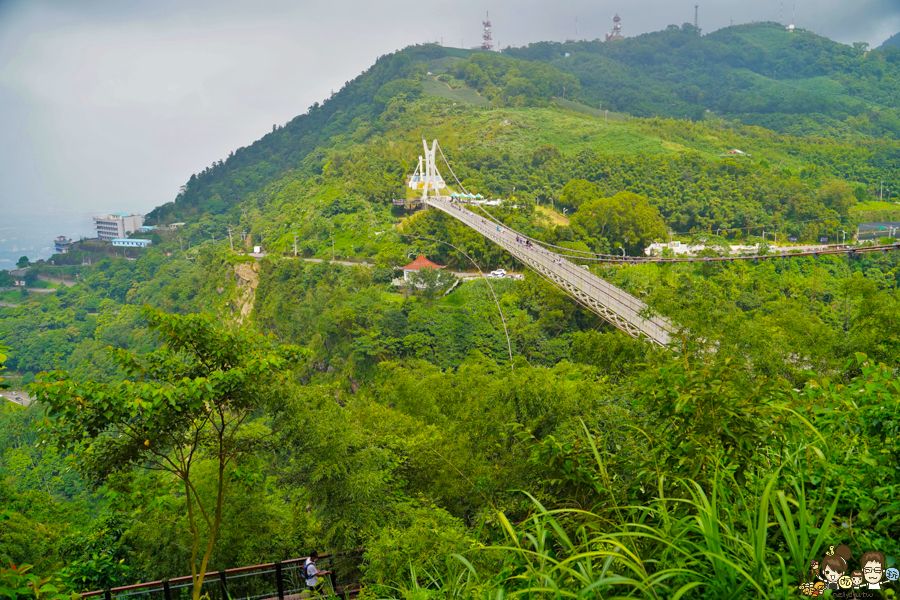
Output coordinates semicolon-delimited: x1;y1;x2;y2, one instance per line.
426;198;672;344
80;551;364;600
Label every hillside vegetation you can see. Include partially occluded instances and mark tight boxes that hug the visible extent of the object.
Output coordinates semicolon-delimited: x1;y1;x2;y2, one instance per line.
880;31;900;49
4;22;900;600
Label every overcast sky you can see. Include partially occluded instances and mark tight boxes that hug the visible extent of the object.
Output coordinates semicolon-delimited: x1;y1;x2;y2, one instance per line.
1;0;898;238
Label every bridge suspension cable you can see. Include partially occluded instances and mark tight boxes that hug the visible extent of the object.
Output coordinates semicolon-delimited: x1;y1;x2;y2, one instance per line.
415;140;673;345
415;139;899;344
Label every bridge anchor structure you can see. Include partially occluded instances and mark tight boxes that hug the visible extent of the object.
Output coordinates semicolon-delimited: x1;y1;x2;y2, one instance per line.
408;139;674;347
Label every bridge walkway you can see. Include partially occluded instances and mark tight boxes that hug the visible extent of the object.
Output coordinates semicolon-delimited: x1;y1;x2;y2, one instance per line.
425;197;673;346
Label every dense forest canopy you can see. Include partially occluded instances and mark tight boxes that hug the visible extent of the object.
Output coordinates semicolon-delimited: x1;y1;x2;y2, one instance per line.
4;21;900;600
879;30;900;49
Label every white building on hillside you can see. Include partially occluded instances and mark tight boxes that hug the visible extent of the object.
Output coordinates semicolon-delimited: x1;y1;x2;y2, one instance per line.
94;213;143;241
111;238;152;248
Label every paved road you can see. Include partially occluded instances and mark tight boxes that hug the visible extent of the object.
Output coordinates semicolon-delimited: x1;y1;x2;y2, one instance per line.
0;301;20;308
244;253;373;268
38;275;77;287
0;287;56;294
299;257;371;267
0;391;32;407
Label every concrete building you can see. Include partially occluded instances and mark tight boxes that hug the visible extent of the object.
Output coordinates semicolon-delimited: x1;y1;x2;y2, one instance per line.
94;213;143;240
111;238;152;248
54;236;73;254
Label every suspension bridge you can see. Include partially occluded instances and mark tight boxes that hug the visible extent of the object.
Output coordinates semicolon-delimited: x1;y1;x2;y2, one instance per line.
408;139;900;347
409;140;674;346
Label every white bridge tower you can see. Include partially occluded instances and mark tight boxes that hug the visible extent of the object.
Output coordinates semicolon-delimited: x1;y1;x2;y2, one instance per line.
407;139;446;199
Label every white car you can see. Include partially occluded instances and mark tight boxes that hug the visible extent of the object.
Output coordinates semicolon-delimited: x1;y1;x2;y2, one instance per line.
489;269;507;278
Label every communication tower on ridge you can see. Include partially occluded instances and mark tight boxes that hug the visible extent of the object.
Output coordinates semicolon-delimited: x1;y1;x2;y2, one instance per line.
481;12;493;50
605;14;625;42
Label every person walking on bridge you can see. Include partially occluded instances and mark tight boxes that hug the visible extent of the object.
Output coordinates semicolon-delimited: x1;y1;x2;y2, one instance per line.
304;551;333;596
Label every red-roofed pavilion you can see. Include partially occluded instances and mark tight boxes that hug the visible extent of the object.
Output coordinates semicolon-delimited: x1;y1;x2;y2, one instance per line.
400;255;444;281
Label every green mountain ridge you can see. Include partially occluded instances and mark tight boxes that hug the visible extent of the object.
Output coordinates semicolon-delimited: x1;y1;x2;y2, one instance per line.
6;20;900;600
147;22;900;230
879;30;900;49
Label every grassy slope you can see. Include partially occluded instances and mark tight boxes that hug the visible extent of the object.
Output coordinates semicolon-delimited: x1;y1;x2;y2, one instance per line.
421;78;490;106
241;92;894;261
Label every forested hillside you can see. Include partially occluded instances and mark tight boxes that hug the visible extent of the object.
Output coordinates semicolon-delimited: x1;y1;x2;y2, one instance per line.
147;23;900;226
880;31;900;49
4;21;900;600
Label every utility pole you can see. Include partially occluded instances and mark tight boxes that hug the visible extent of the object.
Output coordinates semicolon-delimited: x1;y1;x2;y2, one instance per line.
293;233;298;258
842;230;847;245
605;110;609;126
881;181;884;201
332;236;335;261
227;227;234;251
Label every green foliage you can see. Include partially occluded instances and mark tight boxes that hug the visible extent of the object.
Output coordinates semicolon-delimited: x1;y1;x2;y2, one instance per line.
450;53;579;107
636;351;806;486
406;267;456;302
818;178;857;214
362;501;472;589
0;563;79;600
880;31;900;50
32;308;304;600
8;24;900;599
508;23;900;139
570;190;667;254
0;344;9;390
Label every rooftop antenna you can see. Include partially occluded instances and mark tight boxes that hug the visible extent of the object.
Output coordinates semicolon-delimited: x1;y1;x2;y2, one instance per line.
575;15;578;40
780;2;783;25
694;4;699;30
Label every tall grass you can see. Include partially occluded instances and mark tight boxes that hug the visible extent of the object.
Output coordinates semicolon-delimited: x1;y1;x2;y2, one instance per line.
371;426;841;600
436;465;839;599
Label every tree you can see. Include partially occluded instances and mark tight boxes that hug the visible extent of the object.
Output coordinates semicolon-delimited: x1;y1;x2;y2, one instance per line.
571;191;667;255
818;179;856;215
24;270;39;287
559;179;601;209
407;268;457;302
32;308;303;600
16;256;29;270
0;344;9;390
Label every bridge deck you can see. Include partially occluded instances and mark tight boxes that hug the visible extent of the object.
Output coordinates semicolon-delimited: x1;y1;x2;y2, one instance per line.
425;197;673;346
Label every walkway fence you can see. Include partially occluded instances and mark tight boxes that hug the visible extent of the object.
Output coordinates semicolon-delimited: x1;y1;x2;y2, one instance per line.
80;551;364;600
